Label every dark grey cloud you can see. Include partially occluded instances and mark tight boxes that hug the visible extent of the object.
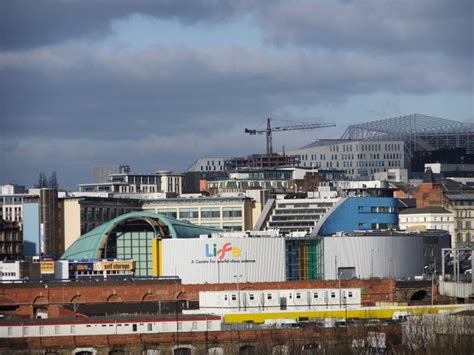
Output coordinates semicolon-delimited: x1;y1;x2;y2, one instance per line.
1;0;472;189
1;45;470;142
1;0;270;50
258;0;473;57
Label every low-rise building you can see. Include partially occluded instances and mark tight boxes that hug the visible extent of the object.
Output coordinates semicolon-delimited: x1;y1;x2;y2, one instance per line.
142;197;256;231
443;191;474;246
399;207;454;236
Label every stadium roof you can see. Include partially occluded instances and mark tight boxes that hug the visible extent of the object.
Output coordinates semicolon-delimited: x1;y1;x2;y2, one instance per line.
61;211;222;260
341;114;474;139
341;114;474;155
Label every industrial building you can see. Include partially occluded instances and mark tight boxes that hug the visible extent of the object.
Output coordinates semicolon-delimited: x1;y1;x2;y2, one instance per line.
154;230;449;283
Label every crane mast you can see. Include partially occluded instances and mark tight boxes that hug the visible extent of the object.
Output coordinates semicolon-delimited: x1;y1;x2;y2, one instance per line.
245;118;336;155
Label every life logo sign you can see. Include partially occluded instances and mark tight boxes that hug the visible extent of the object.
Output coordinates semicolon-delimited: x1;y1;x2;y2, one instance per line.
205;242;241;259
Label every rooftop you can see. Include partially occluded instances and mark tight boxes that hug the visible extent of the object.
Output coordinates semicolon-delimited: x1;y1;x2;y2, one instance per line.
399;207;452;214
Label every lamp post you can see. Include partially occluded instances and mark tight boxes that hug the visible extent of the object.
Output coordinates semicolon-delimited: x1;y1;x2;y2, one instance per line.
338;271;344;308
234;274;243;312
370;249;377;278
431;262;437;306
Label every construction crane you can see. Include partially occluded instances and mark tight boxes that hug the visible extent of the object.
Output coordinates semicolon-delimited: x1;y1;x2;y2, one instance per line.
245;118;336;155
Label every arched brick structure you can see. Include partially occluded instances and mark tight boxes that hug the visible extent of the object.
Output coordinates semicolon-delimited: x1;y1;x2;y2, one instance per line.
33;296;48;305
107;294;122;303
142;293;158;302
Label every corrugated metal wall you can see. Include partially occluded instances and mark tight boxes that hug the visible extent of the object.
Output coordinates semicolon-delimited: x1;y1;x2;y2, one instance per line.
323;235;424;280
161;237;286;284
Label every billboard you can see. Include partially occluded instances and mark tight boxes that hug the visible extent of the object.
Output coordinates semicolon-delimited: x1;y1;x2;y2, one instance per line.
69;262;94;272
161;237;286;284
40;261;55;274
94;261;135;271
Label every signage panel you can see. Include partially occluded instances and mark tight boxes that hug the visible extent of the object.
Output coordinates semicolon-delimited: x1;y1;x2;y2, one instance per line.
162;237;286;284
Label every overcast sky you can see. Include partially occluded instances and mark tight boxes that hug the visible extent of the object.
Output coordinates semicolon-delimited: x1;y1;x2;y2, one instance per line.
1;0;473;189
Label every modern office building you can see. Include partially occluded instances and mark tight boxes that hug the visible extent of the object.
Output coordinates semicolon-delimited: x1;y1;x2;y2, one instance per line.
79;170;183;195
265;197;341;235
92;165;130;183
186;158;227;173
288;139;406;180
311;197;401;237
0;194;27;223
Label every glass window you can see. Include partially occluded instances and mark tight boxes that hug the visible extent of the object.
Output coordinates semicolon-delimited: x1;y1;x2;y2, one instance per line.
223;208;242;219
179;209;199;219
158;209;177;219
201;208;220;219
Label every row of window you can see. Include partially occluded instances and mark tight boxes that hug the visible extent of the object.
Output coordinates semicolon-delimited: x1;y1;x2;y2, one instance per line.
158;208;242;220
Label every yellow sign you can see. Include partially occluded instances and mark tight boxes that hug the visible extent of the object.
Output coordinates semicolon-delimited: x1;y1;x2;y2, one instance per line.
94;261;134;271
40;261;55;274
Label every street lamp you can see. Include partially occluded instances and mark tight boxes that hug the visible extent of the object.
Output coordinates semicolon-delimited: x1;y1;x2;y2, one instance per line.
234;274;243;312
431;262;437;306
370;249;377;278
337;271;344;308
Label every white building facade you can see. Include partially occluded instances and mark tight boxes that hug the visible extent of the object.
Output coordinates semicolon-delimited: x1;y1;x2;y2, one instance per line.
399;207;454;235
186;158;226;172
288;140;406;180
266;197;341;234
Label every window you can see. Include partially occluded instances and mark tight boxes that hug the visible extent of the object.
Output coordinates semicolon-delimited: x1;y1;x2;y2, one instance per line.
249;294;254;300
296;293;301;299
313;293;318;299
331;292;336;298
132;324;137;332
267;294;272;300
179;208;199;219
158;209;177;219
348;292;353;298
223;208;242;219
231;294;237;301
201;208;220;219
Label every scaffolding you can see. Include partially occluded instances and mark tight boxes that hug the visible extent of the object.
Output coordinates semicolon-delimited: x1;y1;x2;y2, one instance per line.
341;114;474;157
286;237;324;281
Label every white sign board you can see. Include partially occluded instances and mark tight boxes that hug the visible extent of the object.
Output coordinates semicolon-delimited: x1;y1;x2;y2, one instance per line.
161;237;286;284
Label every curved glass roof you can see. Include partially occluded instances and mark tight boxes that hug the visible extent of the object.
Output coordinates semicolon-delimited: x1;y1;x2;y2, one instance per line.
61;211;222;260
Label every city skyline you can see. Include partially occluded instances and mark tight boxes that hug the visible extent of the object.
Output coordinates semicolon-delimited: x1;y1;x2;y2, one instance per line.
1;0;472;189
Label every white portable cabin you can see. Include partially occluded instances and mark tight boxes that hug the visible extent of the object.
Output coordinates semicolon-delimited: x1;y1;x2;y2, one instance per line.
199;288;361;313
